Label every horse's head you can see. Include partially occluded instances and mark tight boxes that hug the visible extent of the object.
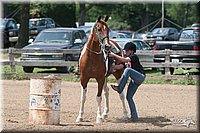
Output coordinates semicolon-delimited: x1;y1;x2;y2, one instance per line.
91;16;111;50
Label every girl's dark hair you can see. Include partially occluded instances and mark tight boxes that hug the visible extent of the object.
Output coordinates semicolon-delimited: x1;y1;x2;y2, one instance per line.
123;42;136;52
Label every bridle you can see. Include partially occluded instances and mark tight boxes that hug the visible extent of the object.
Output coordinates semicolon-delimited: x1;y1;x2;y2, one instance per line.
93;21;110;44
86;21;110;55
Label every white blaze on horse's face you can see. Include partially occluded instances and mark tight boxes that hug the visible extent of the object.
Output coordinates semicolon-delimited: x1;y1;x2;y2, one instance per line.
102;25;110;46
95;21;110;46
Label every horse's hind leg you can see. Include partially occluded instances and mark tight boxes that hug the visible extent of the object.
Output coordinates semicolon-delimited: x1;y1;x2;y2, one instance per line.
102;78;109;119
117;79;128;120
76;86;87;122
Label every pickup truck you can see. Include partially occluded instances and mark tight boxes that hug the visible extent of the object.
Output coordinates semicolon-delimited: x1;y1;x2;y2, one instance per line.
28;18;56;42
153;24;200;74
0;18;19;48
20;28;87;73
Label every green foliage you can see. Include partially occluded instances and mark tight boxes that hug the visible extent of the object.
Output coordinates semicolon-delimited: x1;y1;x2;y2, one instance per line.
165;3;198;28
82;2;198;31
35;4;76;27
3;2;198;31
3;3;21;22
3;3;76;27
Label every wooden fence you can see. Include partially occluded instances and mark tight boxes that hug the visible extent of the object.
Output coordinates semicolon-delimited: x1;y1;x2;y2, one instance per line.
1;47;199;80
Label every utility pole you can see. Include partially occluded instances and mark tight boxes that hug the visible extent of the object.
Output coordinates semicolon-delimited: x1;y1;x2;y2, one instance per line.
161;0;164;28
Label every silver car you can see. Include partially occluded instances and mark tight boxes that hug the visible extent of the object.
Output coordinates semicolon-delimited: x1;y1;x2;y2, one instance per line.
111;38;154;63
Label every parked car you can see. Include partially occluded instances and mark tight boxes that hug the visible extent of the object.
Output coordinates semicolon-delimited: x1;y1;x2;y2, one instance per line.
111;38;154;63
29;18;56;42
132;32;156;47
133;33;147;39
0;18;19;48
179;24;200;42
146;27;179;47
77;25;117;38
116;31;133;38
153;24;200;74
20;28;87;73
109;30;118;38
77;25;91;37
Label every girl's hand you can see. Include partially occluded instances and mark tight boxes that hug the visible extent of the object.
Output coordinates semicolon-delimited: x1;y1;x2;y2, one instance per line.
109;52;115;57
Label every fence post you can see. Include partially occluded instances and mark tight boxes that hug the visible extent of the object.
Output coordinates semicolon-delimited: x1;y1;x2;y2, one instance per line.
165;49;170;76
8;47;16;72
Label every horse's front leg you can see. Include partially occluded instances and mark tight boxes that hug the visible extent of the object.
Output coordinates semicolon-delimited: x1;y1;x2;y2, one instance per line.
96;95;103;124
96;78;105;124
102;78;109;119
76;86;87;122
117;79;128;120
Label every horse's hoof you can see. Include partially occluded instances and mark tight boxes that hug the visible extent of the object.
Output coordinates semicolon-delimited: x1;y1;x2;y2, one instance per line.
96;117;103;124
76;117;83;123
102;114;108;119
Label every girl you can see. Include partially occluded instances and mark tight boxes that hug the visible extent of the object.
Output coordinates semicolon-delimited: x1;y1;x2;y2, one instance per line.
109;42;146;121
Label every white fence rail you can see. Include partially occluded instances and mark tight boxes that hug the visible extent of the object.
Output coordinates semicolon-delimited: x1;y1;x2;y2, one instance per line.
1;47;199;80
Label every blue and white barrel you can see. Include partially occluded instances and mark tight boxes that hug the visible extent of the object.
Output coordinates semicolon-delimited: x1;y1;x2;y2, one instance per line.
29;77;61;125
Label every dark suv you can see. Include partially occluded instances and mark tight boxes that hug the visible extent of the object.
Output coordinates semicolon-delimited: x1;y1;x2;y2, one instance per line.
146;27;179;47
0;18;19;48
20;28;87;73
29;18;56;42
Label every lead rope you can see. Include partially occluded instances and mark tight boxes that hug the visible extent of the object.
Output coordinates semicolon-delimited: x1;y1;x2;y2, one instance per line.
94;22;111;76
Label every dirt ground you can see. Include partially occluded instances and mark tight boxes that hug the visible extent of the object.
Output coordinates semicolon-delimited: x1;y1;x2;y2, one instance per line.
1;80;199;132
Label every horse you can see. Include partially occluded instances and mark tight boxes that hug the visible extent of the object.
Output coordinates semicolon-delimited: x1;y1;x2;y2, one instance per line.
76;16;128;124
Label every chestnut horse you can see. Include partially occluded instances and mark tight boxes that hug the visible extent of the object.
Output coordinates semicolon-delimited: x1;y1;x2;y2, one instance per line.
76;16;128;124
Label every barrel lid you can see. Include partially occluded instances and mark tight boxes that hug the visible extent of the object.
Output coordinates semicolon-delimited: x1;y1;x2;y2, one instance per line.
31;74;61;80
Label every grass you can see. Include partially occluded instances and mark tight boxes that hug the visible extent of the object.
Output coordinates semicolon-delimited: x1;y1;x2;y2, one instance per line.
1;65;199;85
2;53;21;59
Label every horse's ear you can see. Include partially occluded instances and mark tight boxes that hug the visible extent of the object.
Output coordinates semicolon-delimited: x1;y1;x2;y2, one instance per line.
97;16;101;22
104;16;109;22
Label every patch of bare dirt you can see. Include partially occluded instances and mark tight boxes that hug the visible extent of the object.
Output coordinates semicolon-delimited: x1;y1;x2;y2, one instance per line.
1;80;198;132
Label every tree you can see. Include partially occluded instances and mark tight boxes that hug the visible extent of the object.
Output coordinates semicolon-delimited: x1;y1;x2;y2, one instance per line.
39;4;76;27
165;3;197;27
2;3;21;21
78;3;86;26
4;2;199;37
16;3;30;48
197;2;200;22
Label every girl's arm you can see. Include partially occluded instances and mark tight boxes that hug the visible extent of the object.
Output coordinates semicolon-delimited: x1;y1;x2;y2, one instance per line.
109;52;131;63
